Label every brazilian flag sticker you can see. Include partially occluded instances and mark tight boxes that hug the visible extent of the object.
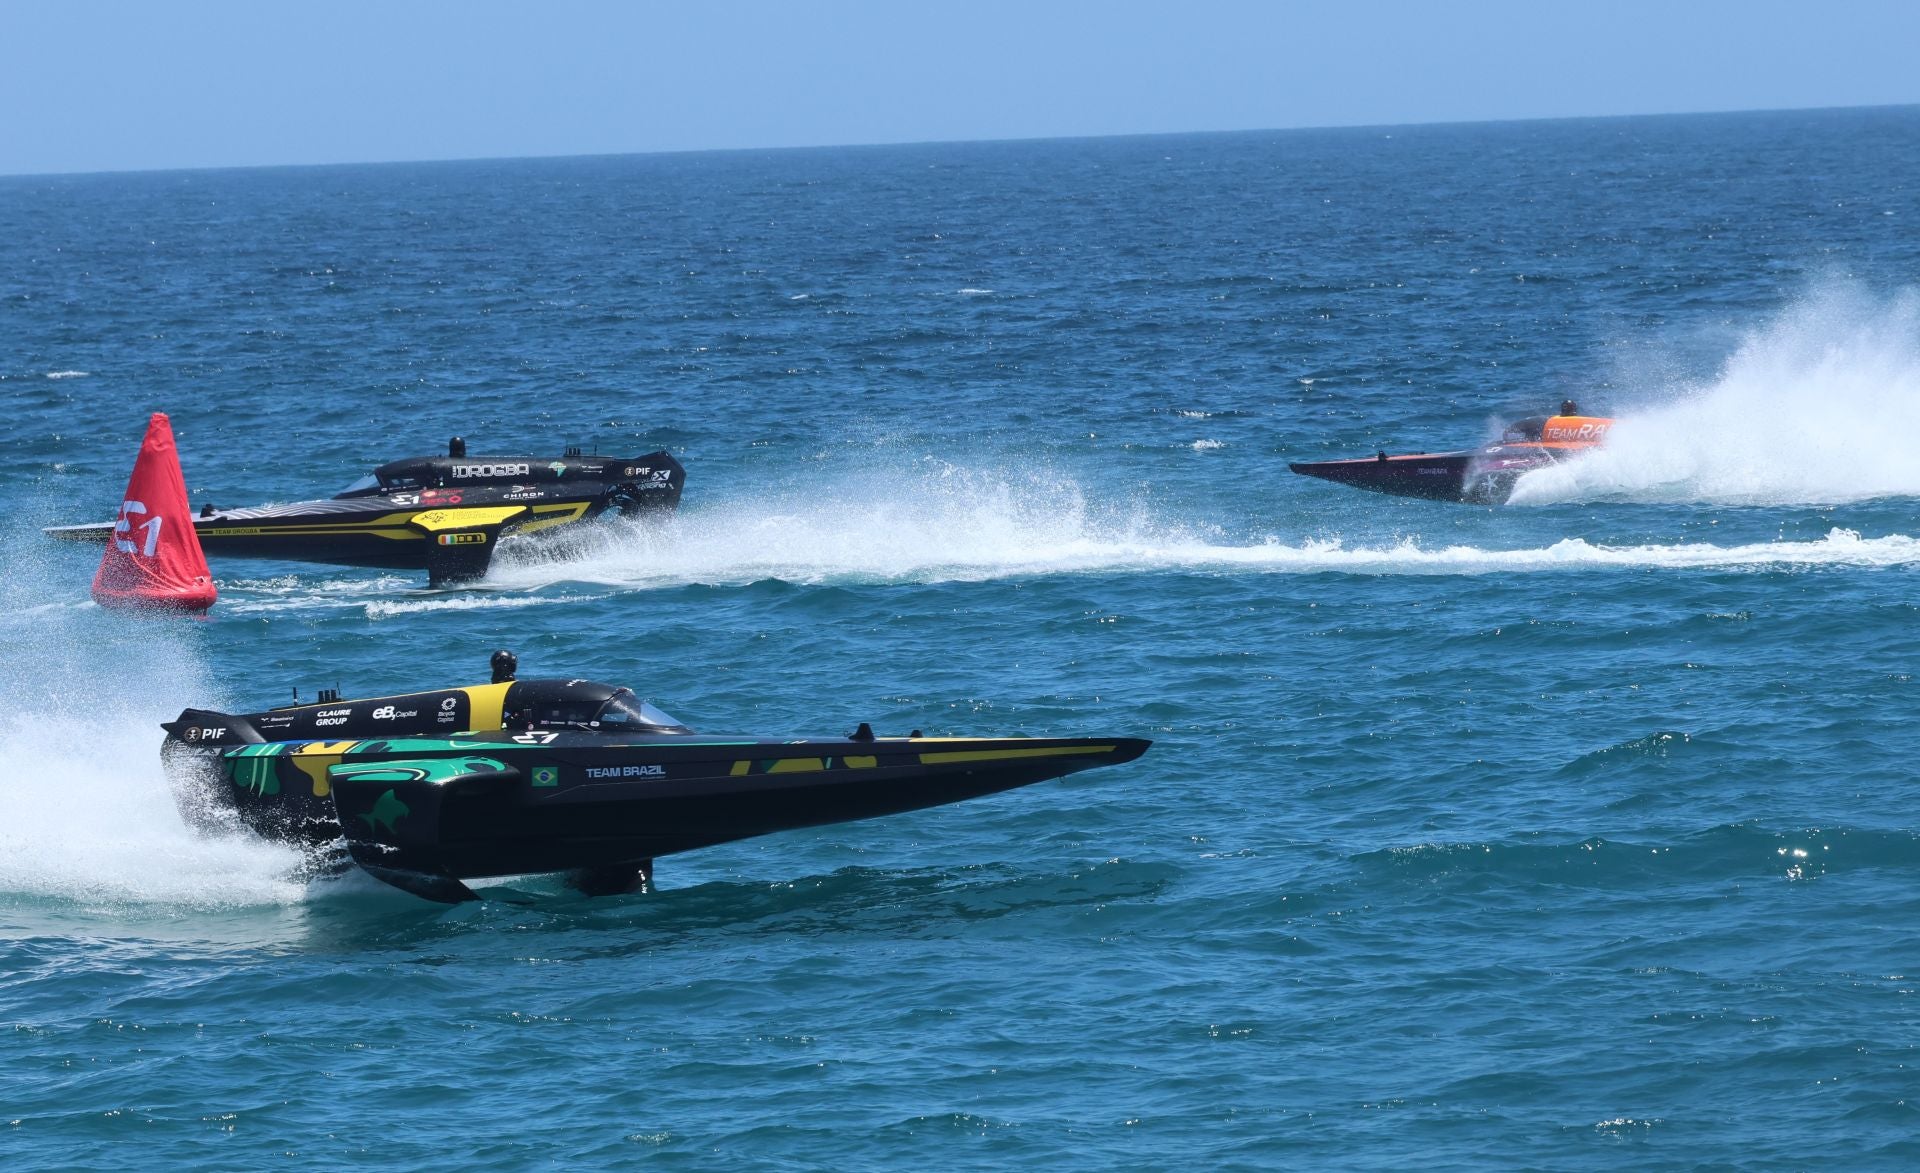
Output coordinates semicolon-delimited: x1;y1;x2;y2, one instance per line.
532;766;560;788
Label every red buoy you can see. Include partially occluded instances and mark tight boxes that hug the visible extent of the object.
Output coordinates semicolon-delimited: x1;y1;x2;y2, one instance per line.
91;413;217;613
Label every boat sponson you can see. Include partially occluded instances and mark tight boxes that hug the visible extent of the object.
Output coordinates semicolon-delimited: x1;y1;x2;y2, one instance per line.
304;735;1151;896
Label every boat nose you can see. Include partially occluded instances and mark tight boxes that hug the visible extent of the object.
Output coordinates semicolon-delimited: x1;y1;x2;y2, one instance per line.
1109;738;1152;764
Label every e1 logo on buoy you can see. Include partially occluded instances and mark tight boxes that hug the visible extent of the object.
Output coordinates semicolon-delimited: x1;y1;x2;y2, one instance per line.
91;412;216;613
112;499;162;556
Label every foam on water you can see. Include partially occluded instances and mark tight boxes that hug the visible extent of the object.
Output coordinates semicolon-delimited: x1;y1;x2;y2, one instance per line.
468;460;1920;590
0;561;303;909
1513;282;1920;504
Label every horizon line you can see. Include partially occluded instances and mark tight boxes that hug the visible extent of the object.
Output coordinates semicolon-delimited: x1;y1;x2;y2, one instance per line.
5;100;1915;183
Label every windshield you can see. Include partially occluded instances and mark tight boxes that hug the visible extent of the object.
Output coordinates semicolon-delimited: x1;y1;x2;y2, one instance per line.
594;689;688;731
1502;417;1546;443
334;473;382;498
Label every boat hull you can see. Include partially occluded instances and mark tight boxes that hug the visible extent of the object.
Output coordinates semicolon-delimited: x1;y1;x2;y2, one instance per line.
48;450;685;582
1289;445;1563;504
165;724;1150;899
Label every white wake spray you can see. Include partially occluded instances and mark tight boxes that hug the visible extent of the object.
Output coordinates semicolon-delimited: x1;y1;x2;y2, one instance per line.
482;461;1201;591
457;459;1920;597
0;570;303;908
1512;282;1920;504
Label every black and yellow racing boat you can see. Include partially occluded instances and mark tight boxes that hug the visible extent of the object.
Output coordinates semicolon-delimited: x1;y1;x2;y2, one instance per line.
47;439;685;584
161;663;1151;902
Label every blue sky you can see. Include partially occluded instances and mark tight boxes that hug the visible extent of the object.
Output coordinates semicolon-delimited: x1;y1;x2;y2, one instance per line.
4;0;1917;175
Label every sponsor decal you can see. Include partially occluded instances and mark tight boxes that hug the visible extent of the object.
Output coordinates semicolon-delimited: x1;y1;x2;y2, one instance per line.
452;463;531;479
1544;420;1611;442
372;705;419;721
502;491;545;501
512;731;559;745
437;533;487;546
317;708;351;718
440;697;457;712
421;490;464;505
585;764;666;779
183;726;226;742
315;717;348;727
388;493;420;506
531;766;560;788
548;462;568;476
359;789;410;835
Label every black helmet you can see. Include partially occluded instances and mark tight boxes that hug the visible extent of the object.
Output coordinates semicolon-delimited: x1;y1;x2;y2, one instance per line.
1560;399;1579;415
489;649;518;683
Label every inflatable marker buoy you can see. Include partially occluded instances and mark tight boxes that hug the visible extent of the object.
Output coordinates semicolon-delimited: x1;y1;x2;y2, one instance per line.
91;413;217;613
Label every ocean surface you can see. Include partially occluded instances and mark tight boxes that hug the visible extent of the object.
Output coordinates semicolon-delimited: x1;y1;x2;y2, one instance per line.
3;105;1920;1168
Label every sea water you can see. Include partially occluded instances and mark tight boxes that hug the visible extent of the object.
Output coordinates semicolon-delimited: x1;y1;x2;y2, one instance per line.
1;106;1918;1167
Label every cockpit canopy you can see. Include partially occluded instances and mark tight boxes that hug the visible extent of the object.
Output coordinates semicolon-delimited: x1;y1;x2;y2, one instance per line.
335;472;384;498
504;679;688;733
334;457;442;498
1502;417;1547;443
332;456;620;499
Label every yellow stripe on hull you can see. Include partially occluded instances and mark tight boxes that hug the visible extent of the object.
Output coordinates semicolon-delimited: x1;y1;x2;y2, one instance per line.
409;506;528;532
202;525;423;541
917;745;1116;765
289;741;359;797
459;682;513;732
511;502;594;536
767;757;827;774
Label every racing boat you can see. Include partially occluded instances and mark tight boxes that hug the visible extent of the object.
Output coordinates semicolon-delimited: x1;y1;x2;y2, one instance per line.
161;669;1151;902
1289;414;1612;504
47;439;685;584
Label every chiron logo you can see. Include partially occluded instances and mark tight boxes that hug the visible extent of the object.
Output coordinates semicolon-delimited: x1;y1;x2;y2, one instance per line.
451;463;530;479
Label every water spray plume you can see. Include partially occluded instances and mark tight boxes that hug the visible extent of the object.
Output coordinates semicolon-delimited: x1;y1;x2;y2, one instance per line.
1513;283;1920;505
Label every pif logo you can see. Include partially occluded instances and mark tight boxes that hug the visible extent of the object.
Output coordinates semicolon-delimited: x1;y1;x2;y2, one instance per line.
437;533;487;546
532;766;560;788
